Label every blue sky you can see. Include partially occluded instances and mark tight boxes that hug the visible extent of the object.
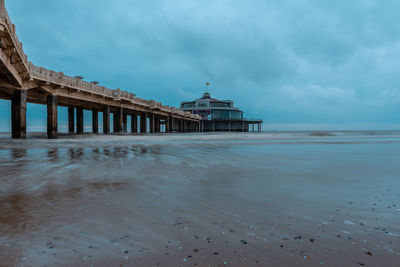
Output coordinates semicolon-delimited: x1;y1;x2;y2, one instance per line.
1;0;400;131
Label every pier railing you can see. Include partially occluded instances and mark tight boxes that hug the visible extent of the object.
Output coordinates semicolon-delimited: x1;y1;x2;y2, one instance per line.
28;64;198;118
0;1;29;70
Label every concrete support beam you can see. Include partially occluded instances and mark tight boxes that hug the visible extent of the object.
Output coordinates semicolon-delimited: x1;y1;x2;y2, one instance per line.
47;95;58;139
122;112;128;133
168;117;173;133
76;107;84;134
131;114;137;133
11;90;27;139
150;114;154;133
140;112;147;133
68;107;74;134
114;107;123;133
103;106;110;134
180;119;184;133
112;112;116;133
155;118;160;133
92;110;98;134
165;117;170;133
184;120;188;133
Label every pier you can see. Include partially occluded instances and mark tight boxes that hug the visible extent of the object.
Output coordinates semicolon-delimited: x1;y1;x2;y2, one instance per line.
0;0;201;139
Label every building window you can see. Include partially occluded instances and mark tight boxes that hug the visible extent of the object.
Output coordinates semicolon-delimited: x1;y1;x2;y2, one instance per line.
182;103;195;108
197;102;208;107
210;102;230;108
211;110;243;120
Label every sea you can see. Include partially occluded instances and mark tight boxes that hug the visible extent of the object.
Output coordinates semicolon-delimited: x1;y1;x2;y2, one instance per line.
0;131;400;266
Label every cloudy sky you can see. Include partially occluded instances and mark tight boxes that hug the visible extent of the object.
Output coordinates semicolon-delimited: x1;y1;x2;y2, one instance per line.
1;0;400;130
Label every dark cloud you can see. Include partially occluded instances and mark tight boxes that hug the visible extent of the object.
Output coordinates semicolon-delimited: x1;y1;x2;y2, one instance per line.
1;0;400;129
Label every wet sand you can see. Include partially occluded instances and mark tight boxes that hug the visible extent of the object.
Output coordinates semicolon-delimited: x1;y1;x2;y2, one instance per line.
1;131;400;266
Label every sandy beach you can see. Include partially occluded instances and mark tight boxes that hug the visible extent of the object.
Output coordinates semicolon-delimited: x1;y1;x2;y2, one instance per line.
1;131;400;266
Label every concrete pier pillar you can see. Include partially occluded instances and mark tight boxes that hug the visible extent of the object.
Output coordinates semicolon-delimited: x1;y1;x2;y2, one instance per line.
252;123;255;132
155;118;160;133
115;107;123;133
92;110;98;134
76;107;84;134
113;112;116;133
123;112;128;133
11;90;27;139
47;95;58;139
168;117;173;133
68;107;75;134
165;117;170;133
150;114;154;133
131;113;137;133
180;119;184;133
103;106;110;134
140;113;147;133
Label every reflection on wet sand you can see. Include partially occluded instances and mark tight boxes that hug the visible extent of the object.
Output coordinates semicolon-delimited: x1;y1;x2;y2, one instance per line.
1;132;400;266
47;148;58;162
11;148;26;159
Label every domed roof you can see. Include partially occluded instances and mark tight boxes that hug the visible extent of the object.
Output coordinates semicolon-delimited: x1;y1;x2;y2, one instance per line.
198;92;221;102
202;92;211;99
